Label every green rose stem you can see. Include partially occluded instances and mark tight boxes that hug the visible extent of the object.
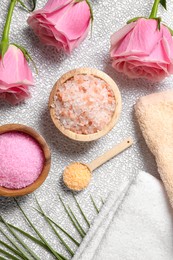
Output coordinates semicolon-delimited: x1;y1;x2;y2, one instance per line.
0;0;37;71
149;0;160;18
0;0;17;57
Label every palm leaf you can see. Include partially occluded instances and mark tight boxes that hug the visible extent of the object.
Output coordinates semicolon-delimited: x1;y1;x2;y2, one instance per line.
101;198;104;206
67;207;86;236
15;200;68;260
0;225;29;260
7;224;48;250
34;198;74;257
0;216;39;260
2;222;64;258
73;196;90;228
0;194;104;259
0;240;25;259
90;195;99;213
58;195;85;238
0;256;9;260
34;210;80;247
0;248;20;260
44;218;80;247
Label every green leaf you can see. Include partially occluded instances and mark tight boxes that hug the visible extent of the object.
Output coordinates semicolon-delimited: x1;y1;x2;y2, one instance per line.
101;198;104;206
17;0;30;12
0;248;20;260
41;215;80;247
0;225;29;260
7;224;48;251
0;256;9;260
58;195;85;238
17;0;36;12
0;192;105;260
90;195;99;213
34;198;74;257
67;207;86;236
127;17;144;24
12;43;38;74
73;196;90;228
153;17;162;30
0;216;39;260
15;200;66;260
29;0;37;11
159;0;167;9
0;240;24;259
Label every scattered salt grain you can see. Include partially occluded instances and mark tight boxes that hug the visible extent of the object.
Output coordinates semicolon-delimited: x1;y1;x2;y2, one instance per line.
0;131;44;189
53;74;116;134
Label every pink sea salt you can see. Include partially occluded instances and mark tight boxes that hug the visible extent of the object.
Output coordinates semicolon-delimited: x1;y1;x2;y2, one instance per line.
0;131;44;189
53;74;116;134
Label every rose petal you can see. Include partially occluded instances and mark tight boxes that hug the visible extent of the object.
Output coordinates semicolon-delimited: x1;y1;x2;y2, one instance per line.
111;19;166;57
44;0;72;13
0;45;33;85
28;0;91;53
110;18;173;82
111;22;136;55
0;45;33;104
54;1;90;40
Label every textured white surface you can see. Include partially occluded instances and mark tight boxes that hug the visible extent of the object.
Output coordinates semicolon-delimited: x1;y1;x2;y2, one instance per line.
0;0;173;259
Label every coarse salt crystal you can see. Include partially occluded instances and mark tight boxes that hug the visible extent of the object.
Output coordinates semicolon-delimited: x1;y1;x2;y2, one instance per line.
0;131;44;189
53;74;116;134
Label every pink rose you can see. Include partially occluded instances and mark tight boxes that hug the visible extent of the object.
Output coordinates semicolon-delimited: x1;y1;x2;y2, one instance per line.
27;0;91;54
110;18;173;82
0;45;33;105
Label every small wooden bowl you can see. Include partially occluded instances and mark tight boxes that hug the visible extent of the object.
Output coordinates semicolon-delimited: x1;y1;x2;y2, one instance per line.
0;124;51;197
49;68;122;142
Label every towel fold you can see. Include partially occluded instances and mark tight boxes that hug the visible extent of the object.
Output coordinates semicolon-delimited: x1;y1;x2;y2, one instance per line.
73;171;173;260
135;90;173;207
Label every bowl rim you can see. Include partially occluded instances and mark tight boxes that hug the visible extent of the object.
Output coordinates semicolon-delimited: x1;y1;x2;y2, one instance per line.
49;67;122;142
0;123;51;197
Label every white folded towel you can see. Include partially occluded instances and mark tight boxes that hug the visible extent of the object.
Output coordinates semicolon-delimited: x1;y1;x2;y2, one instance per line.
73;171;173;260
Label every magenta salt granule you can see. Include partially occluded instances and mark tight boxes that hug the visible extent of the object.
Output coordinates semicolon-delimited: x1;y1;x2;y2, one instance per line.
53;74;116;134
0;131;44;189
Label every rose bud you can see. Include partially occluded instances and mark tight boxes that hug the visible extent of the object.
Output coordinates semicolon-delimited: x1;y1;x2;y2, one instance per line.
27;0;92;54
110;18;173;82
0;45;33;105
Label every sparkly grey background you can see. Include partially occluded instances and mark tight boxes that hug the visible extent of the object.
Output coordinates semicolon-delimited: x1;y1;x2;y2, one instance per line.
0;0;173;259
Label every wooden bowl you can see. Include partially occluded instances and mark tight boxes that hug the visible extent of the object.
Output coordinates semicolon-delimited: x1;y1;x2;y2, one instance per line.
0;124;51;197
49;68;122;142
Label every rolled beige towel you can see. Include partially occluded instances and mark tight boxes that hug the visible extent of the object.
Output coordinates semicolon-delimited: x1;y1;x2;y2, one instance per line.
135;90;173;207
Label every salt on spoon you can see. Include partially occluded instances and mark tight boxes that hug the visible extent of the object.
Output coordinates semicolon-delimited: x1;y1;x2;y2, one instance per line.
63;137;133;191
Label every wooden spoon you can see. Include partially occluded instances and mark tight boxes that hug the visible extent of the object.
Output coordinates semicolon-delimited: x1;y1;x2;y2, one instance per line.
63;137;133;191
